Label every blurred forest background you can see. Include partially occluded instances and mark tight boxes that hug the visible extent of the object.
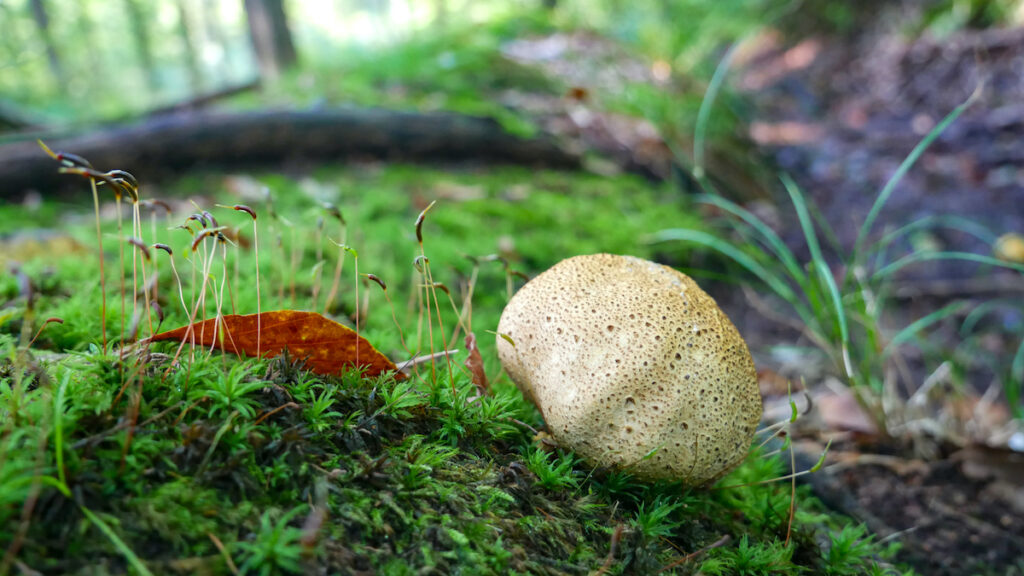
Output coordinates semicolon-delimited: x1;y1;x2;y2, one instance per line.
0;0;769;124
4;0;1024;122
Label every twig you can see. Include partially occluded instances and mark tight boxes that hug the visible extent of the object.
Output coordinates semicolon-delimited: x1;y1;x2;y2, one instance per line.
590;524;624;576
253;402;300;426
395;350;459;373
658;534;731;573
823;452;929;476
207;532;239;575
71;401;184;450
506;418;542;436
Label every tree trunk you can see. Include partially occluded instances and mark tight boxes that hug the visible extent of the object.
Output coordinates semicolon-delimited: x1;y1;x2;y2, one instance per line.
0;4;22;59
244;0;297;80
177;0;204;92
75;2;106;98
145;79;261;116
0;101;41;132
123;0;160;92
28;0;65;90
434;0;446;27
202;0;233;80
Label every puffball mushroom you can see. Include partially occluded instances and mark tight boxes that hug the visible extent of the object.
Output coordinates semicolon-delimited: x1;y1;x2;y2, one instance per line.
496;254;762;485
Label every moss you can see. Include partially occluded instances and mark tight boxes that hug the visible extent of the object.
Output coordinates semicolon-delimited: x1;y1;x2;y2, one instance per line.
1;164;906;575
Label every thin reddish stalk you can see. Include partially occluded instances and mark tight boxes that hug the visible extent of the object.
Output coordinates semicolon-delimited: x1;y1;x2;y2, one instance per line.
90;179;108;353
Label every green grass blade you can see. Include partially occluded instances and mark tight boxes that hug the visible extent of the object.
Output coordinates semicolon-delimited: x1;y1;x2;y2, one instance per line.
1013;338;1024;387
807;197;845;260
782;174;852;378
959;299;1021;336
695;193;805;283
871;214;999;257
80;506;154;576
694;41;742;182
882;301;968;358
853;88;980;257
873;251;1024;280
5;474;72;497
651;228;797;303
53;372;70;487
650;227;821;336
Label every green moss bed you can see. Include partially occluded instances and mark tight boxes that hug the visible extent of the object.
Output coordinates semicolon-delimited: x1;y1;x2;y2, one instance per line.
1;165;905;575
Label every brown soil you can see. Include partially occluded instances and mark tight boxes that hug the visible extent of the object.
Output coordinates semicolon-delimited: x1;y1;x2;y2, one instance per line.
832;447;1024;575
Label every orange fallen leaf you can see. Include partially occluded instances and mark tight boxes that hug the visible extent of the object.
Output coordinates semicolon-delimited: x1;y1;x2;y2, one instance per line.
464;332;489;395
150;311;400;379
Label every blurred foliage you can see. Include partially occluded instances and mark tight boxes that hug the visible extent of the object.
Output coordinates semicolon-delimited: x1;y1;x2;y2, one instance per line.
777;0;1024;38
557;0;775;70
917;0;1024;35
231;13;559;136
3;0;1020;127
0;0;255;121
0;0;776;124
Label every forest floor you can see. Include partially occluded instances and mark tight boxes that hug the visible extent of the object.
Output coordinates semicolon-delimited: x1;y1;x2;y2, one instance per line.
499;14;1024;576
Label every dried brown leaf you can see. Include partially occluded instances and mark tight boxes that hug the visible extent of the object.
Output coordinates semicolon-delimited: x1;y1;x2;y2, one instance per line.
150;310;400;379
464;332;489;395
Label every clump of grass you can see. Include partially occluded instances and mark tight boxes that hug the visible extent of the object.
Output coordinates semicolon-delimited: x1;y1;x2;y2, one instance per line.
234;506;307;575
631;495;685;541
956;299;1024;418
653;57;1023;436
525;446;580;491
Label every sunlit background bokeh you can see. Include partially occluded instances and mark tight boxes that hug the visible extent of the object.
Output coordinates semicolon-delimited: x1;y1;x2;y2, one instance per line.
0;0;781;122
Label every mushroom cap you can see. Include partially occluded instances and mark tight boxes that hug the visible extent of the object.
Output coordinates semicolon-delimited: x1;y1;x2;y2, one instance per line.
496;254;762;485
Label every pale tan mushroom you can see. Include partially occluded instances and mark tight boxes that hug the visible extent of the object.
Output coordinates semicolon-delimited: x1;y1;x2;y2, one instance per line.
496;254;762;485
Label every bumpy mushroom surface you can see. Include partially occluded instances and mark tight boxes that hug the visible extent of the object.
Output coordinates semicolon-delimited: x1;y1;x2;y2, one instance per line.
497;254;761;485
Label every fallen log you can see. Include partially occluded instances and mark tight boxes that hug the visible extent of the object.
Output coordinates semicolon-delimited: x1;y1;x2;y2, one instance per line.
0;100;43;132
0;108;580;197
144;79;262;118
